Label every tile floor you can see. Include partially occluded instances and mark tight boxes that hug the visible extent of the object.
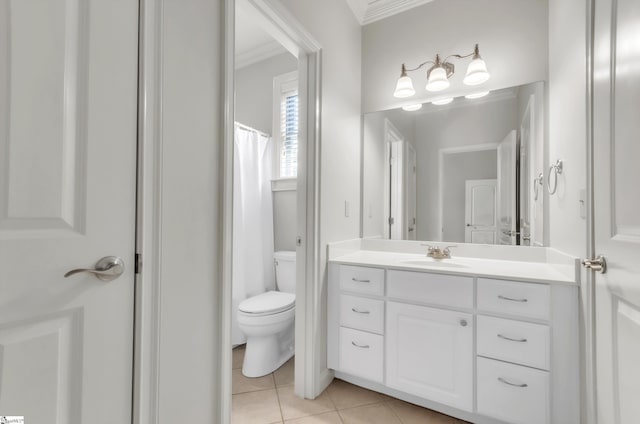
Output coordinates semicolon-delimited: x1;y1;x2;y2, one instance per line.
232;346;469;424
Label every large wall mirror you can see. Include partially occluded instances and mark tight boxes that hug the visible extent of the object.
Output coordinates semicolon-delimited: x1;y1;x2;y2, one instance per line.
362;82;546;247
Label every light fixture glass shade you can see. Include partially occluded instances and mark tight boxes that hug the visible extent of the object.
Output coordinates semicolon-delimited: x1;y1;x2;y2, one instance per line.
432;97;454;105
402;103;423;111
426;66;450;92
463;57;490;85
465;91;490;99
393;75;415;98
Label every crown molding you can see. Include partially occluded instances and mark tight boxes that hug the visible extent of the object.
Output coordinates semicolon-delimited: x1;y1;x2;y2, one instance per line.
346;0;435;25
235;39;288;69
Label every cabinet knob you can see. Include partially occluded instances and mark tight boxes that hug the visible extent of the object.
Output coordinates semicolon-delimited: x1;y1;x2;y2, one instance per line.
460;319;468;327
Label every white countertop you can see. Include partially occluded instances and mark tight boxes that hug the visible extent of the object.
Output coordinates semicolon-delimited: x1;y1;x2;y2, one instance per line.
329;250;578;285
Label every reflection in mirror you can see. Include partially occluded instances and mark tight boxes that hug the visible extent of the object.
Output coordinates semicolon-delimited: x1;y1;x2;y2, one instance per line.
362;82;546;246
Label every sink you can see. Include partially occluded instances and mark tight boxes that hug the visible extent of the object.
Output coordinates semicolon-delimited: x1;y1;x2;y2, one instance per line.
400;259;469;269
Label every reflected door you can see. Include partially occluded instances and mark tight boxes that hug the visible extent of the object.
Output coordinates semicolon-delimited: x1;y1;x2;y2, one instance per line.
497;130;517;245
593;0;640;422
0;1;138;423
405;143;417;240
465;179;497;244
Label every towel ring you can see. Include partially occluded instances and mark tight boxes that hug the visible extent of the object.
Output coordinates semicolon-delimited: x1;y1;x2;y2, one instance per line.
533;172;544;201
547;160;563;195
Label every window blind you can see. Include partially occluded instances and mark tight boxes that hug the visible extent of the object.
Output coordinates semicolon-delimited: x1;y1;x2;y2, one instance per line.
280;89;299;177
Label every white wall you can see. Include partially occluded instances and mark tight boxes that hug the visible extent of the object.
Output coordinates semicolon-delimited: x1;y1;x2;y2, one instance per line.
279;0;362;387
157;0;223;421
442;150;497;242
274;189;297;250
235;52;298;252
362;0;549;113
414;97;518;240
235;52;297;133
548;0;587;257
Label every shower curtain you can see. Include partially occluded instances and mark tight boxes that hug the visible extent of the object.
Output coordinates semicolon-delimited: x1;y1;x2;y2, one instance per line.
232;124;275;346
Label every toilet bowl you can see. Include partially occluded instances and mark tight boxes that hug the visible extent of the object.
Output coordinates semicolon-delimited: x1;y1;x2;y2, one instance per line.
238;251;296;377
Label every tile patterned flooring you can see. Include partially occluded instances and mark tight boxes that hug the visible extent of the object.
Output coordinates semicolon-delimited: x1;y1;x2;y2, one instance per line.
232;346;469;424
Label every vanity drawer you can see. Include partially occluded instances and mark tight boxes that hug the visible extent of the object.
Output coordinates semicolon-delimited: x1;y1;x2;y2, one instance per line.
477;278;550;320
477;315;550;370
477;357;549;424
340;294;384;334
339;327;383;383
387;270;473;309
339;265;385;296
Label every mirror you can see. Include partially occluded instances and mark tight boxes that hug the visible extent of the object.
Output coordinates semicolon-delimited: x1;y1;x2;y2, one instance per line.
362;82;546;246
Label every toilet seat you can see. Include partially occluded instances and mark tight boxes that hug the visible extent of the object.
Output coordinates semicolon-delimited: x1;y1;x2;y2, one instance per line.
239;291;295;317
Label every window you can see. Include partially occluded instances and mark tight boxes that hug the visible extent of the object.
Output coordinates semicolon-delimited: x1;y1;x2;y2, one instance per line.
273;71;299;178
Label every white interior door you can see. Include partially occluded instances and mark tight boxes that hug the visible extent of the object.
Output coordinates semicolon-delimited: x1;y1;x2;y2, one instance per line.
388;140;404;240
405;143;417;240
0;1;139;423
497;130;517;245
592;0;640;422
465;179;497;244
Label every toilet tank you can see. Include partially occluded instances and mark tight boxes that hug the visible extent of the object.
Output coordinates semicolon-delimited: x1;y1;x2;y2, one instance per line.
274;251;296;294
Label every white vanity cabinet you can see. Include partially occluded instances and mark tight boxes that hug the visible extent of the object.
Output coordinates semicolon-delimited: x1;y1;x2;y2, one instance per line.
386;270;474;411
327;262;580;424
386;301;473;410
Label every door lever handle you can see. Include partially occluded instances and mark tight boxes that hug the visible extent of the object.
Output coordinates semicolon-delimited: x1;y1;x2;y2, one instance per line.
64;256;125;281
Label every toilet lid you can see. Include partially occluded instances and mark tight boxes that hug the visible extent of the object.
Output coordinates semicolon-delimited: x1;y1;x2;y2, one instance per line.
239;291;295;315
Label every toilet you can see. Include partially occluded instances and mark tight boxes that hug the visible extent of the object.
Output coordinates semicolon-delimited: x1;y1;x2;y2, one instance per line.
237;251;296;377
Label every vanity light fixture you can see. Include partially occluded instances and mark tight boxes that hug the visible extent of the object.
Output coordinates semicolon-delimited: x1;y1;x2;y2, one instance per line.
393;44;490;98
431;97;454;105
465;91;490;99
402;103;423;111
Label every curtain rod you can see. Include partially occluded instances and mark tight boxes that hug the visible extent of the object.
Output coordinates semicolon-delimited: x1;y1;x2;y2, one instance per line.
234;121;271;138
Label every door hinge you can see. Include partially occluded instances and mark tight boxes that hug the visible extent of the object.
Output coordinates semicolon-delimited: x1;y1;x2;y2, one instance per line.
388;217;395;225
296;236;302;247
134;253;142;274
582;255;607;274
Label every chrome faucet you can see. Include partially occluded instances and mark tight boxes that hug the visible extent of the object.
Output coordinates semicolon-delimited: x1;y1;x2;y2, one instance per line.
425;245;455;259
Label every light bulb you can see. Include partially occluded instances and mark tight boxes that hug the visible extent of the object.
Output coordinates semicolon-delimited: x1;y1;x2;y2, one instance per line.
393;75;415;98
432;97;454;105
465;91;490;99
464;57;490;86
426;66;449;92
402;103;423;111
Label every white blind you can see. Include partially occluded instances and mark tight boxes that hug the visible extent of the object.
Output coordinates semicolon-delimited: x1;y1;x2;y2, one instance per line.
279;89;299;177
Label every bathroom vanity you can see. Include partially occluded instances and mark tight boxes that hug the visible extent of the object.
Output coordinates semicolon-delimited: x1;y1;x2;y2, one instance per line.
327;241;580;424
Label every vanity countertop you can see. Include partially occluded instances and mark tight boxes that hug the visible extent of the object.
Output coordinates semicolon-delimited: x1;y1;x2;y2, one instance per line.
330;250;578;285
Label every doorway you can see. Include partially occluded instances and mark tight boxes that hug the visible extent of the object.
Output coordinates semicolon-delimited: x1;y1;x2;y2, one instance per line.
223;0;322;421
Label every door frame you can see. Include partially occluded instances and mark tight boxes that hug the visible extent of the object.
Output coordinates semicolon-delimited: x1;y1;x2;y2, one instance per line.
223;0;323;410
438;143;498;242
383;118;404;239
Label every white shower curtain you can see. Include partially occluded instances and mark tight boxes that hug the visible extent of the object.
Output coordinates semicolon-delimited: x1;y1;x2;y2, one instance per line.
232;124;275;346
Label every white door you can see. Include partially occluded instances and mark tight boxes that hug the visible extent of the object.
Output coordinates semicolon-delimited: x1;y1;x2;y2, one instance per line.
465;179;497;244
497;130;517;245
388;141;404;240
405;143;417;240
0;1;138;423
386;302;473;411
592;0;640;422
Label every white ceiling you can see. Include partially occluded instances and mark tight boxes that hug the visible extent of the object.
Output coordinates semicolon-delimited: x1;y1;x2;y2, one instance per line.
345;0;435;25
235;5;287;69
235;0;437;68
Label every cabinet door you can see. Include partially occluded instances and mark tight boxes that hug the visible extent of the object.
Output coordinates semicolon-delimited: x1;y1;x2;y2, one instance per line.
386;302;473;411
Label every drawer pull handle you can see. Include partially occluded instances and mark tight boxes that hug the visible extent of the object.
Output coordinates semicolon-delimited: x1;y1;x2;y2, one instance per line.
498;377;528;388
351;341;370;349
351;278;371;283
498;334;528;343
498;295;528;303
351;308;370;314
